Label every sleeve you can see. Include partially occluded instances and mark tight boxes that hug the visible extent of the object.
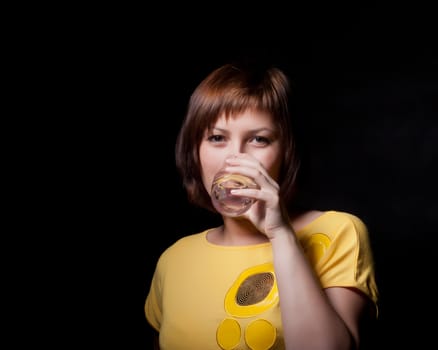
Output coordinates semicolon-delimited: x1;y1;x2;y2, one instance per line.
316;214;379;309
144;263;163;332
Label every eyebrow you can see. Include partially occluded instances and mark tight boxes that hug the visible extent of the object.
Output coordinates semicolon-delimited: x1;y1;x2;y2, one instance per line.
211;127;276;134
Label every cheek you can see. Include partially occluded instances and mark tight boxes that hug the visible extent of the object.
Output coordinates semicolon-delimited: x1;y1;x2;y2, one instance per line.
200;163;216;194
260;151;282;181
199;145;224;194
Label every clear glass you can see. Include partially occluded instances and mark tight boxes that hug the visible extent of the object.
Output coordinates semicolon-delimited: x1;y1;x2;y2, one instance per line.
211;170;259;217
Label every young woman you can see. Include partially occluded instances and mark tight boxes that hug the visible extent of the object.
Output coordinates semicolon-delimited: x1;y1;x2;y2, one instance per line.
145;62;378;350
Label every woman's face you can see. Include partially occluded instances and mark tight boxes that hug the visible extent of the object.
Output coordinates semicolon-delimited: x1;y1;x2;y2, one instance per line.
199;109;283;195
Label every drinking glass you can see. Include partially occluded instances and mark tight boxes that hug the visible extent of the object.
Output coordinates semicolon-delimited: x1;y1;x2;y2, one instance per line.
211;169;258;217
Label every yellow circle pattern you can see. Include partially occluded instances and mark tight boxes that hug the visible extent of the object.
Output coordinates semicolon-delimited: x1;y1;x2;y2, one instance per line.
245;319;276;350
302;233;331;265
217;318;241;350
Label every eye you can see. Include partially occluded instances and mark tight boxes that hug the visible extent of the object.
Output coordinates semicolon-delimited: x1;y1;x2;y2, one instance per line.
251;136;271;145
207;134;226;143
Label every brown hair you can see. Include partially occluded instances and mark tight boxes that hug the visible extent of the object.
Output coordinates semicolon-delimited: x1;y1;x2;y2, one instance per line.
175;62;300;213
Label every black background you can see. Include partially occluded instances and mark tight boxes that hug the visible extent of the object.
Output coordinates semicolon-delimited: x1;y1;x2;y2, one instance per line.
59;2;437;349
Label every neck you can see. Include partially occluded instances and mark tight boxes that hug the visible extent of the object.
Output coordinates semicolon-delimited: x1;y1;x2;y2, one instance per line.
215;217;269;246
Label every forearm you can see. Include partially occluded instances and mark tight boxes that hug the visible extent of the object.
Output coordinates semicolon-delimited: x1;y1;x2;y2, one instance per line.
270;229;355;350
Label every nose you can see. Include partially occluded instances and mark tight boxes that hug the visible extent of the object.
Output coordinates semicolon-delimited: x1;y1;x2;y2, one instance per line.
228;140;246;156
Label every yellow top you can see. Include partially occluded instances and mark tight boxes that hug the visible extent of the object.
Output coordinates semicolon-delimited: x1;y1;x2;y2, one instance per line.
145;210;379;350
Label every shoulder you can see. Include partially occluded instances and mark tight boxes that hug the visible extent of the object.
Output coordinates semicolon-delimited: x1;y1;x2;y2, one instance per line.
293;210;369;238
296;210;374;269
326;210;369;234
157;230;208;263
291;209;325;231
316;211;371;249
